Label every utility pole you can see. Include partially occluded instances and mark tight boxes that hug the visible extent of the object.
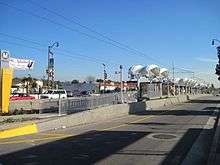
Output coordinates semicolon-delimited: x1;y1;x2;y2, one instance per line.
172;61;175;96
47;42;59;89
115;65;124;103
103;63;107;93
172;61;175;82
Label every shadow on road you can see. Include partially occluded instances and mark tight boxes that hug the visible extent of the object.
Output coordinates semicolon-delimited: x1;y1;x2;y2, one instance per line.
0;130;150;165
132;109;214;116
161;128;213;165
189;99;220;104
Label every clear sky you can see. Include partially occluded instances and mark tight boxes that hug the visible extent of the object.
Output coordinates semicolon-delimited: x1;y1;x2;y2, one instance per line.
0;0;220;86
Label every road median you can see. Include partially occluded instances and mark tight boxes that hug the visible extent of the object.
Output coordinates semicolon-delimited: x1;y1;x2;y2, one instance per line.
0;94;206;139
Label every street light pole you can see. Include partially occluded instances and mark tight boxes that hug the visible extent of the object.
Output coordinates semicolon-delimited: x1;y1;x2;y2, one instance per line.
47;42;59;89
102;63;107;93
115;65;124;103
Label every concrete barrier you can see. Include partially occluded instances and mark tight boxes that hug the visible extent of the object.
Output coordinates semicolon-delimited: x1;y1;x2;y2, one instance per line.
1;94;206;138
37;94;204;132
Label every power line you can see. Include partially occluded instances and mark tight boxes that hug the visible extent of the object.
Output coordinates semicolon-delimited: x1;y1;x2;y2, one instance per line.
0;33;120;67
27;0;166;65
0;1;198;75
0;1;166;66
0;39;114;65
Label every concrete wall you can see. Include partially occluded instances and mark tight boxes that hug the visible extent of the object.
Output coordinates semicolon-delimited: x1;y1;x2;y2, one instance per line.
37;94;205;132
10;99;59;112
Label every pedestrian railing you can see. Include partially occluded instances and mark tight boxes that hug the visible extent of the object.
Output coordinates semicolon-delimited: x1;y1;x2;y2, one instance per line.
58;92;137;115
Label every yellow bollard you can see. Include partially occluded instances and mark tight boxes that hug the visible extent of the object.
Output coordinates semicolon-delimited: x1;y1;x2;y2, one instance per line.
0;68;13;113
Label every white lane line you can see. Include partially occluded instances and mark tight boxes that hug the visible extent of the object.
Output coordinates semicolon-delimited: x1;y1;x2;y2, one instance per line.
182;116;216;165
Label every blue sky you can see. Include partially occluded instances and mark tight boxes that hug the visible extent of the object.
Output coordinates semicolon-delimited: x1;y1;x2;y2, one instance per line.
0;0;220;85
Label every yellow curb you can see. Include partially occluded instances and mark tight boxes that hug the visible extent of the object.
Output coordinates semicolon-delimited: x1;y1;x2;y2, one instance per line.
0;123;38;139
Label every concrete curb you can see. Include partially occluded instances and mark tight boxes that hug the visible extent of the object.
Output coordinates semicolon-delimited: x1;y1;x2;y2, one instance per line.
207;109;220;165
0;94;206;139
0;123;38;139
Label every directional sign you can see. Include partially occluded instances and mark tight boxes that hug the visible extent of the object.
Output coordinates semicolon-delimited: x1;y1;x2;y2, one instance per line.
9;58;34;70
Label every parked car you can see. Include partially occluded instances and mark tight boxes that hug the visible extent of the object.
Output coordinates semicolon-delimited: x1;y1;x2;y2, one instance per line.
10;93;35;101
80;91;91;96
66;91;74;97
40;89;67;99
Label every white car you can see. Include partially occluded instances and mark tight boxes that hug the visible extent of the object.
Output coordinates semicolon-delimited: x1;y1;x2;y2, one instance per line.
40;89;67;99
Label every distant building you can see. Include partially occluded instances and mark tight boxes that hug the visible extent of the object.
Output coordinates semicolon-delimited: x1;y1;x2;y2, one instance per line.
98;80;137;92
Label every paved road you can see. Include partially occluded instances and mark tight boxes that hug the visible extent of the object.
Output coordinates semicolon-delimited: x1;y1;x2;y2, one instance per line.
0;96;219;165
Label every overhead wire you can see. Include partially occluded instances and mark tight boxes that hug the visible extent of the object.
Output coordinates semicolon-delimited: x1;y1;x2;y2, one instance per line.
0;1;203;77
0;33;121;67
0;39;112;65
0;1;167;67
27;0;166;65
26;0;201;74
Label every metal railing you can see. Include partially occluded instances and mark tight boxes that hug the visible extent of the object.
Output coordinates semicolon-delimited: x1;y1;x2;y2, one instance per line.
58;91;137;115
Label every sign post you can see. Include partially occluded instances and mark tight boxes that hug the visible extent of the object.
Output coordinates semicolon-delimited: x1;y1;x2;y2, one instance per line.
0;50;12;114
0;49;34;114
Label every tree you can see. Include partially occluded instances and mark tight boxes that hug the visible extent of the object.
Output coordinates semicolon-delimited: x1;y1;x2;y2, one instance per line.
71;79;79;84
85;76;95;83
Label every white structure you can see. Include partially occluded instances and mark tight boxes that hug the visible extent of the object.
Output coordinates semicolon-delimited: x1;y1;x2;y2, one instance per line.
128;65;145;79
147;64;160;77
160;68;169;78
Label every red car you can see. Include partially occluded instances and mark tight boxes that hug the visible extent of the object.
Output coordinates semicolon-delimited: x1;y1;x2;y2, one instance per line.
10;93;35;101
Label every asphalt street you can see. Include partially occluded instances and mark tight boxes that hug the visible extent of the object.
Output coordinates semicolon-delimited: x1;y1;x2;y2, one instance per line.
0;95;219;165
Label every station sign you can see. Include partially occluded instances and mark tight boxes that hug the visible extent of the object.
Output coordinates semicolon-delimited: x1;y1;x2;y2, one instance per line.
9;58;34;70
0;50;10;61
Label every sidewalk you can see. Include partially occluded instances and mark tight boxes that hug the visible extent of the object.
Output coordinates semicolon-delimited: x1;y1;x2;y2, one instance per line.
207;108;220;165
0;94;206;139
0;113;59;130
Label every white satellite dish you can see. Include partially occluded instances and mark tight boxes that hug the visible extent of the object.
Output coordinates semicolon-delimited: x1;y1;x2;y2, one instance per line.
139;66;149;77
178;78;184;86
148;64;160;77
128;65;145;78
160;68;169;78
183;78;189;85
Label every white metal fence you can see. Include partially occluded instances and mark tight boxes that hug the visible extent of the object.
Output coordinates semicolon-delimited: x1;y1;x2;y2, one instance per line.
58;92;137;115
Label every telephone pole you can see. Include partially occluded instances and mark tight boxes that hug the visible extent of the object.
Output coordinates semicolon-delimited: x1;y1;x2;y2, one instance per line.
172;61;176;96
115;65;124;103
47;42;59;89
102;63;107;93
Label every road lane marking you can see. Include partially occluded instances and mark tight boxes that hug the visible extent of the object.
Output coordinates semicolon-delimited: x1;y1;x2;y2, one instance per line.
0;134;72;145
0;123;38;139
100;110;171;131
0;108;174;145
